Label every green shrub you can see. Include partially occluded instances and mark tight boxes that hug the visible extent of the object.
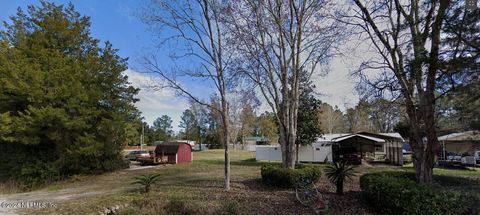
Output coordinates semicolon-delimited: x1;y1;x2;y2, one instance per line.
324;161;356;195
166;199;194;215
221;201;239;215
260;164;321;188
360;172;480;215
19;162;60;188
131;173;162;193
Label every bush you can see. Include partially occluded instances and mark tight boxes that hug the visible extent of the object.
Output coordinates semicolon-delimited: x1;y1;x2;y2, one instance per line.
324;161;356;195
260;164;321;188
360;172;480;215
131;173;162;193
166;199;195;215
221;201;239;215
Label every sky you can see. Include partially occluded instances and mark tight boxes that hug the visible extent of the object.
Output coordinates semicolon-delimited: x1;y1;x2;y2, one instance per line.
0;0;360;132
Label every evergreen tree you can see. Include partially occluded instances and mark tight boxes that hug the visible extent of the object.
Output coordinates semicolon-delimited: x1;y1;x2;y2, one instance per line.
0;2;138;185
152;115;173;141
296;76;322;162
179;109;200;141
256;112;279;144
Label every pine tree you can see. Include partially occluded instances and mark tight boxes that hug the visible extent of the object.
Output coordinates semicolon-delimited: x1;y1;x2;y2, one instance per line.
153;115;174;141
0;2;139;184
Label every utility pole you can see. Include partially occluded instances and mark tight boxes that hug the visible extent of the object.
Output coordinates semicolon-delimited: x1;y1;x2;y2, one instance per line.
141;123;144;151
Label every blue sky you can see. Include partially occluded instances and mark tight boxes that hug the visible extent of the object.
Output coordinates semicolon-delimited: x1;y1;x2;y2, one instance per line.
1;0;149;69
0;0;360;132
0;0;194;131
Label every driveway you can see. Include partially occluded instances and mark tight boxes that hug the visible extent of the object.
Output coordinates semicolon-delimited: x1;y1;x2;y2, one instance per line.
0;162;163;215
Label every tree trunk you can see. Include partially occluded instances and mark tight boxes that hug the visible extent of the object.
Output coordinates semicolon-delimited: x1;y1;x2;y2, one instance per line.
223;127;230;190
145;184;150;193
406;99;435;184
221;101;231;191
336;179;344;195
279;128;296;169
198;135;202;151
295;140;300;164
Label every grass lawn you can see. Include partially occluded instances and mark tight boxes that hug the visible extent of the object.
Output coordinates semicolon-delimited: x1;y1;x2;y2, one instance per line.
4;150;478;215
401;162;480;177
18;150;299;215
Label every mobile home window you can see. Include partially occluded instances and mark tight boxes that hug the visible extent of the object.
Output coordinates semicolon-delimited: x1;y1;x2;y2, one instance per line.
375;145;384;152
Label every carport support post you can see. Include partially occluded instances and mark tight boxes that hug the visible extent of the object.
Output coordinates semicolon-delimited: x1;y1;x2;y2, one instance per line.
442;141;445;160
357;137;362;160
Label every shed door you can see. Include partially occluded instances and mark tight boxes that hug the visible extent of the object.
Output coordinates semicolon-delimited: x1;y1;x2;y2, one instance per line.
177;144;192;163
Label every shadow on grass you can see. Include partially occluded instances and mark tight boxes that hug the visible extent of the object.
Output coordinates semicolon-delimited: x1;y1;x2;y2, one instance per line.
239;178;291;192
196;158;274;167
402;166;478;172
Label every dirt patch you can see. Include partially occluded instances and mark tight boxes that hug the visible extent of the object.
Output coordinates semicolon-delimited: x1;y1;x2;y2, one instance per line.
230;176;373;215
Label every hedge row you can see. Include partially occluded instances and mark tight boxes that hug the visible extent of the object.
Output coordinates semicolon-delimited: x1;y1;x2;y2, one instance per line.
260;164;321;188
360;172;480;215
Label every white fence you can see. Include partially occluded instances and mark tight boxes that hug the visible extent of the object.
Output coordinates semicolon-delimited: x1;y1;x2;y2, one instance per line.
256;145;282;161
297;142;332;162
227;144;258;151
193;144;209;151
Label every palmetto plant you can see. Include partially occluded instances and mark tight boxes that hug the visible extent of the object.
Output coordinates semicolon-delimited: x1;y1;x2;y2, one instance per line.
324;161;356;195
132;173;162;193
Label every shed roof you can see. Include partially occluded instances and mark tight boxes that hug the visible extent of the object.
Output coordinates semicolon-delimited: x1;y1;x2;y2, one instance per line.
245;136;270;142
317;134;352;142
317;132;403;142
358;132;405;142
331;134;386;143
155;142;191;154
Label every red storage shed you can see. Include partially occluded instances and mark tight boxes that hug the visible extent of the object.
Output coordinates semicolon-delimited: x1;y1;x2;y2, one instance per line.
154;142;192;164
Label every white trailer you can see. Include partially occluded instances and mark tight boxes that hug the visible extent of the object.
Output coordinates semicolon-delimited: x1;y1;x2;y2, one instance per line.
297;142;333;162
255;142;333;162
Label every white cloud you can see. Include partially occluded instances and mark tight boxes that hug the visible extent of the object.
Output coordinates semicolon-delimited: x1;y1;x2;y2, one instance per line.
253;56;360;115
313;56;360;111
125;49;365;129
124;69;188;132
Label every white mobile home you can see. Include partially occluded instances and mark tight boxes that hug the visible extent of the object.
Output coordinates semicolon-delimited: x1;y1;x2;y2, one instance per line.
255;134;346;163
255;132;404;165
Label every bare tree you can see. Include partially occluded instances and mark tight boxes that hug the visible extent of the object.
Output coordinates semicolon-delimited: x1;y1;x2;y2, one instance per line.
346;0;450;183
319;103;346;134
367;98;402;133
240;104;256;146
140;0;233;190
229;90;260;149
224;0;341;168
227;93;242;149
345;105;375;133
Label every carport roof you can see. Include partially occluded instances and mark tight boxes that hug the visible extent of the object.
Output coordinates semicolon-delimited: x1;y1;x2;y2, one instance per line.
438;131;480;141
331;134;386;143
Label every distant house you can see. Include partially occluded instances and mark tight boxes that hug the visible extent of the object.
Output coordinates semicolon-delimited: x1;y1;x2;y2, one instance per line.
244;136;270;145
438;131;480;156
170;140;196;146
256;132;404;166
